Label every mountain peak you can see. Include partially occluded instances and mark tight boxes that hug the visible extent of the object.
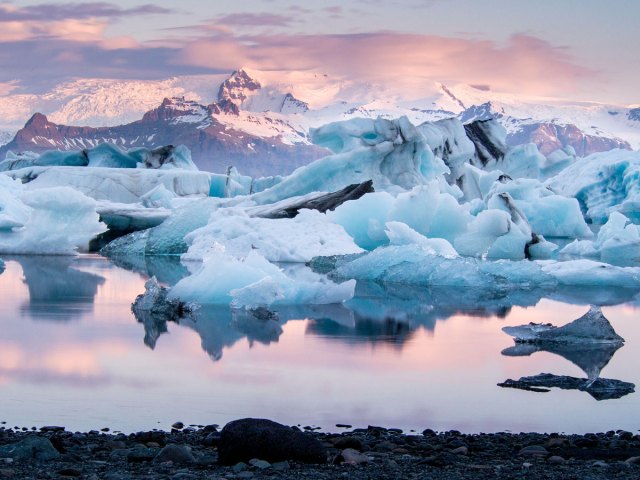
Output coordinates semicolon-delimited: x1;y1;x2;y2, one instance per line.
217;69;262;105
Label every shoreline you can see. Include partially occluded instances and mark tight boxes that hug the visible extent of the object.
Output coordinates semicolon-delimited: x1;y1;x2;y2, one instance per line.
1;419;639;479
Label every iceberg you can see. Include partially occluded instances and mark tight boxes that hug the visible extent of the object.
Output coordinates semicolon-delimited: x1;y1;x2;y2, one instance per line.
4;167;212;203
502;306;624;345
326;245;640;289
182;208;363;263
252;116;449;205
0;177;106;255
168;249;355;308
498;374;635;401
0;144;198;171
547;149;640;224
561;212;640;264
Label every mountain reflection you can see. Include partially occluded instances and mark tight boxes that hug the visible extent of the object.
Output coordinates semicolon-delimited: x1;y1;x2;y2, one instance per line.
15;256;105;320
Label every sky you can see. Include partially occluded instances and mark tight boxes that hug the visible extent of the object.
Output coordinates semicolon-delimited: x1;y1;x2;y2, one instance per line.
0;0;638;104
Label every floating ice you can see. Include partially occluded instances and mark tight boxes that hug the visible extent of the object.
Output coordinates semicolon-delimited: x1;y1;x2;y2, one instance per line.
0;185;106;255
253;116;448;205
327;245;640;288
547;149;640;223
561;212;640;264
4;167;212;203
486;178;592;239
0;144;198;171
502;306;624;345
168;249;355;308
182;208;363;263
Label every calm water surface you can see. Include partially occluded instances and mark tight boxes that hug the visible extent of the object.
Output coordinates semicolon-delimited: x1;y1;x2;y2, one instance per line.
0;255;638;434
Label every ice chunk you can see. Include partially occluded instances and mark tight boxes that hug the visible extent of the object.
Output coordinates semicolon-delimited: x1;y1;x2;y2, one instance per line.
253;116;448;204
463;118;507;167
487;178;592;238
417;117;475;184
327;192;395;250
1;144;198;171
384;221;458;257
0;258;4;274
498;374;635;400
329;245;640;289
539;259;640;287
140;184;176;209
182;208;363;263
5;166;212;203
547;149;640;224
0;186;106;255
502;306;624;345
168;249;355;307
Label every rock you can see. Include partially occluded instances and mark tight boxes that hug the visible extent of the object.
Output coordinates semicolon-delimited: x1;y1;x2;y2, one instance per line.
548;455;566;464
272;460;290;471
232;462;248;472
172;473;197;480
154;444;195;464
592;460;609;468
333;436;362;450
625;456;640;464
451;446;468;455
218;418;327;465
172;422;184;430
340;448;371;465
57;468;81;477
545;437;569;449
237;472;254;479
0;436;60;461
127;447;158;463
336;424;352;429
519;445;548;457
40;426;65;433
249;458;271;469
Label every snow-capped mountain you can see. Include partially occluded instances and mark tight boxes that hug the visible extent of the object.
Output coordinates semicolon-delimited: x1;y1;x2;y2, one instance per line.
1;68;638;174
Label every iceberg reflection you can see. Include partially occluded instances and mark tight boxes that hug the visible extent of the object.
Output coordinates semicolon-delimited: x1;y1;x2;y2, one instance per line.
499;306;635;400
15;256;105;320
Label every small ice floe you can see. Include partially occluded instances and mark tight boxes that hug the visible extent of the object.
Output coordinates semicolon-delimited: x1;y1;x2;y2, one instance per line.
498;374;635;401
502;306;624;345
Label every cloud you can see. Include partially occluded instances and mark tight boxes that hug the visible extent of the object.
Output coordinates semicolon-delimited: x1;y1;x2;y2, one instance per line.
213;13;293;27
176;32;596;97
0;2;172;22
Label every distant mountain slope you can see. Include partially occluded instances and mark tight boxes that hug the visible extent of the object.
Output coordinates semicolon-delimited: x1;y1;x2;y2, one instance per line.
0;98;328;176
1;69;638;175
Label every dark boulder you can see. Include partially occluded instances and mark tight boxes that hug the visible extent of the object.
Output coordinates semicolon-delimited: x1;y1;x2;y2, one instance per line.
218;418;327;465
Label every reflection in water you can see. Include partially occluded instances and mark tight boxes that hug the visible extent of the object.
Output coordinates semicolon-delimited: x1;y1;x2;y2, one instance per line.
499;307;635;400
1;254;640;433
109;254;189;286
15;256;105;320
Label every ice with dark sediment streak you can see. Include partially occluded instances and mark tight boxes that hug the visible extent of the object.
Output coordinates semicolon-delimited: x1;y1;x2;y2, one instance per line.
502;306;625;345
498;374;635;401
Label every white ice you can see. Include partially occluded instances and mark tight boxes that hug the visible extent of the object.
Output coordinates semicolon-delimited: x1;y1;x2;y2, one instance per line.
168;248;355;308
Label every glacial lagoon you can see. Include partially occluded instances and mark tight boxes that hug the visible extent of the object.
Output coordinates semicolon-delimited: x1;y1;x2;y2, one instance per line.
0;254;638;434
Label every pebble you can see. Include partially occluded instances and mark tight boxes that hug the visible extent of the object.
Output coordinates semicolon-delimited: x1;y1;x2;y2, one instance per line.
547;456;565;464
172;422;184;430
272;461;290;471
248;459;271;469
341;448;371;465
154;445;195;465
450;446;468;455
232;462;248;473
625;456;640;465
519;445;549;457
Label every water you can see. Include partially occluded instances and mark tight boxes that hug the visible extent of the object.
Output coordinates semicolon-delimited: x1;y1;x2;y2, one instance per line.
0;254;639;434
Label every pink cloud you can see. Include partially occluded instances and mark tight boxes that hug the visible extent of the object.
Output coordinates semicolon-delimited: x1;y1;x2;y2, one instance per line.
177;32;595;97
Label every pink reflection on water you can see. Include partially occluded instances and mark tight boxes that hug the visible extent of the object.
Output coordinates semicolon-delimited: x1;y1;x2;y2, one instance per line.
0;256;638;433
